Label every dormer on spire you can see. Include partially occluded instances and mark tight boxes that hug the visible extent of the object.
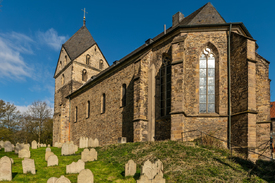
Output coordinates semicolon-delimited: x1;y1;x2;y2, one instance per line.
81;8;88;26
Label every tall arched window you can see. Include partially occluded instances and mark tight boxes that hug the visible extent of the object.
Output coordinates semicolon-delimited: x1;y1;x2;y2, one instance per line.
99;60;103;70
86;101;90;118
121;84;126;107
61;74;65;85
101;93;106;113
199;48;215;113
86;55;90;65
160;54;171;116
82;69;87;82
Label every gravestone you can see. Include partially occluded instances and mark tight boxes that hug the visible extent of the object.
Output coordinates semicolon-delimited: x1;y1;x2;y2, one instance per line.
45;152;55;161
54;142;58;147
141;160;164;180
152;174;166;183
46;147;51;152
66;160;85;174
77;169;94;183
48;144;51;147
22;158;36;174
47;177;57;183
0;140;4;148
118;137;127;144
47;155;58;167
61;142;75;155
0;156;12;181
55;175;71;183
137;175;150;183
125;159;136;176
32;140;37;149
75;145;78;152
18;149;31;158
4;141;12;152
81;148;97;162
23;144;30;151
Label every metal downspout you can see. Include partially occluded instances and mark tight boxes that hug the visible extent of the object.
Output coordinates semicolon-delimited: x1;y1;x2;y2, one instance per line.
228;24;232;150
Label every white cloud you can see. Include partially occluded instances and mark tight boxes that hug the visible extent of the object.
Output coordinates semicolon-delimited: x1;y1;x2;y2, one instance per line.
16;105;30;114
37;28;67;51
0;34;32;80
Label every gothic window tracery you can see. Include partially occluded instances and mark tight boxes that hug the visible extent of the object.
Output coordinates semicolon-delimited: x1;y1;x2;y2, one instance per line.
199;48;215;113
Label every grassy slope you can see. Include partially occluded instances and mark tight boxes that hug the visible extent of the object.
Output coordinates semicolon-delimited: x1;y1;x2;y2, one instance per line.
0;141;275;183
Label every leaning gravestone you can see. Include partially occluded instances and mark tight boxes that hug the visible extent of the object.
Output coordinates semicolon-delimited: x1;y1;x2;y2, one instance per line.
47;155;58;167
141;159;163;180
77;169;94;183
22;158;36;174
45;152;55;161
31;140;37;149
66;159;85;174
18;149;31;158
125;159;136;176
4;141;12;152
0;156;12;181
55;175;71;183
46;147;51;152
47;177;57;183
81;148;97;162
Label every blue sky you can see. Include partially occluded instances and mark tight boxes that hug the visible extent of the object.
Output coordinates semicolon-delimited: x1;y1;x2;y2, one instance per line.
0;0;274;113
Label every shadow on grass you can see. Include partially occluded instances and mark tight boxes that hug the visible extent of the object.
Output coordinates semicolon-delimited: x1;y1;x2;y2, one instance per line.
213;157;240;172
229;156;275;182
12;172;18;179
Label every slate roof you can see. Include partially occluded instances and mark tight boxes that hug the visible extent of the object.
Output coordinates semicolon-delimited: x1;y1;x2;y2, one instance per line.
63;26;96;61
271;102;275;119
179;2;226;26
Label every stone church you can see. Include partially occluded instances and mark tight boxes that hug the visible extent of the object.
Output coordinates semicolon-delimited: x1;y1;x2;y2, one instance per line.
53;3;271;160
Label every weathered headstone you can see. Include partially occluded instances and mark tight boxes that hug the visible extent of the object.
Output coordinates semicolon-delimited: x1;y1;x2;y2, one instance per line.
137;175;150;183
75;145;78;152
66;159;85;174
48;144;51;147
54;142;58;147
77;169;94;183
55;175;71;183
46;147;51;152
81;148;97;162
152;174;166;183
0;140;4;148
47;155;58;167
22;158;36;174
45;152;55;161
141;160;164;180
18;149;31;158
125;159;136;176
47;177;58;183
4;141;12;152
31;140;37;149
0;156;12;181
23;144;30;151
61;142;75;155
118;137;127;144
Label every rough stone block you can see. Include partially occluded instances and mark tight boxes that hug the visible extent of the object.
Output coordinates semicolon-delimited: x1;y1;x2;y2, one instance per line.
0;156;12;181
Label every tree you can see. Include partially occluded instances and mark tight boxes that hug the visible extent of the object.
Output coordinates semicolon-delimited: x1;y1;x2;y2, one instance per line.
27;101;52;143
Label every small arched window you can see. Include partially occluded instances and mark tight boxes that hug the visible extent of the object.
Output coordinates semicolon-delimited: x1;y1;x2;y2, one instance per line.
65;55;67;64
99;60;103;70
86;55;90;65
74;106;78;122
121;84;126;107
199;48;215;113
101;93;106;114
60;61;62;67
86;101;90;118
82;69;87;82
61;74;65;85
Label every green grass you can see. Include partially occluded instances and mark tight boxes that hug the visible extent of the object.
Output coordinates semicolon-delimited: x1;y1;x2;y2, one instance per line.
0;140;275;182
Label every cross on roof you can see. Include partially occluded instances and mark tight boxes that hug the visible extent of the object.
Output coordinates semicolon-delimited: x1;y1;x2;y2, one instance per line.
82;8;88;19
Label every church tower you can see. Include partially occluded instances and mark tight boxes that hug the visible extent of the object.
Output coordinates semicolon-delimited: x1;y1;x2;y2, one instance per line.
53;15;109;143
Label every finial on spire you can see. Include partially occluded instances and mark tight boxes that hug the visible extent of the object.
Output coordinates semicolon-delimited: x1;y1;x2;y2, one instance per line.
81;8;88;26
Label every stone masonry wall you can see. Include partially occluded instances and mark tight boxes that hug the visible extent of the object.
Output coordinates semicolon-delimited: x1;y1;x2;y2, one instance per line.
70;61;135;145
